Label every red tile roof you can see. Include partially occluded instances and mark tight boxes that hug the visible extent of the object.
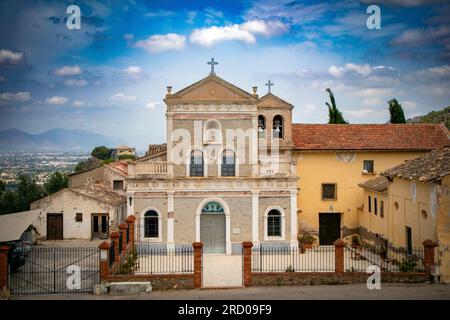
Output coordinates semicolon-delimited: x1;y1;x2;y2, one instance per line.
108;161;128;176
292;124;449;151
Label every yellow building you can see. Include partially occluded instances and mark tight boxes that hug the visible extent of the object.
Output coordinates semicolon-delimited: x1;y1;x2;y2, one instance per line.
292;124;449;245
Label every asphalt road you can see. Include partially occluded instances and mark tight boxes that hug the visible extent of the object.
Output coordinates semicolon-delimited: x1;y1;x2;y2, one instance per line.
11;283;450;300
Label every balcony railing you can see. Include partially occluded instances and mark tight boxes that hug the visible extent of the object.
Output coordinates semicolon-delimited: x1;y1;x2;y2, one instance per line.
259;161;293;176
130;162;169;176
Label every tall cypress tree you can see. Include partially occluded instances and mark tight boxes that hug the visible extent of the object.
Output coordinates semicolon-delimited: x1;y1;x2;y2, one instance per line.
388;99;406;123
326;88;348;124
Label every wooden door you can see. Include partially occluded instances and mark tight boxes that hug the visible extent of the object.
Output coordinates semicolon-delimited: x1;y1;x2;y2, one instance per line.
319;213;341;245
47;213;63;240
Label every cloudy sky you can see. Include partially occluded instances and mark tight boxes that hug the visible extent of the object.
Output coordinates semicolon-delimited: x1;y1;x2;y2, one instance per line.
0;0;449;147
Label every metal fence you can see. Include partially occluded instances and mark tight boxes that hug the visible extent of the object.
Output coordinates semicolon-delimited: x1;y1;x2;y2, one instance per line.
8;246;100;295
344;244;425;272
252;245;335;272
131;242;194;275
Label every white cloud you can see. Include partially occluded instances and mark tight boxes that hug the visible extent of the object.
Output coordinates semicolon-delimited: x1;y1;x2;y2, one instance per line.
110;93;137;102
72;100;86;107
354;88;394;98
46;96;68;105
0;49;24;65
363;98;384;107
416;65;450;78
135;33;186;53
0;91;31;102
144;10;175;18
360;0;448;7
124;33;134;41
54;65;82;76
343;108;387;117
328;63;372;78
392;25;450;46
145;101;161;109
190;19;288;47
124;66;142;75
186;11;197;24
64;79;88;87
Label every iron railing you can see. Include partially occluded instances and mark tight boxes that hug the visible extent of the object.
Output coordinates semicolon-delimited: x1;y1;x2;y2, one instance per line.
252;245;335;272
344;244;425;272
8;246;100;295
132;242;194;275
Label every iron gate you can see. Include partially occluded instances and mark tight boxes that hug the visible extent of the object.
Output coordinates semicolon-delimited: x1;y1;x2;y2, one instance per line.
8;246;100;295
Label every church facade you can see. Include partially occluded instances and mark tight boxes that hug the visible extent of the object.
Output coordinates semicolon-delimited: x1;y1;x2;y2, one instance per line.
126;68;298;254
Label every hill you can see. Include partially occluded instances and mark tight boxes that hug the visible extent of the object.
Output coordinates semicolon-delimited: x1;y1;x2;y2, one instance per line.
407;106;450;129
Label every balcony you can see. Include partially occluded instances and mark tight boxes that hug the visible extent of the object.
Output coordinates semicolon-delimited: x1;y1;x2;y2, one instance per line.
128;162;170;176
259;161;294;176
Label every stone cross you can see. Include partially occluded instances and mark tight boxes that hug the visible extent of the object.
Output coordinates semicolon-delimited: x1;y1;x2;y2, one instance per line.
265;80;274;93
207;57;218;75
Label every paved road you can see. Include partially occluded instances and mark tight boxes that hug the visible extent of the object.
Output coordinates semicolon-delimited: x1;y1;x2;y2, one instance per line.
11;283;450;300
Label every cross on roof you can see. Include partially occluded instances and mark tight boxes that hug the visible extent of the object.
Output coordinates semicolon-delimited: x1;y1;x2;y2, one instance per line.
265;80;274;93
207;57;218;75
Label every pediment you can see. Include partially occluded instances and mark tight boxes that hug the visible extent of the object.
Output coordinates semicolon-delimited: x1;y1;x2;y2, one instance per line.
258;93;293;108
166;75;257;103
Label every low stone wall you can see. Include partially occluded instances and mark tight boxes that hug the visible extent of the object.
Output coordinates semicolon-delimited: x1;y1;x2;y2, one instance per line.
105;274;195;290
251;272;429;286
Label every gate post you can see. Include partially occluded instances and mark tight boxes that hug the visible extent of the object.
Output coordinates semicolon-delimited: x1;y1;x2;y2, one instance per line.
193;242;203;289
334;239;346;274
0;245;10;290
423;239;437;274
110;231;120;264
119;223;128;254
98;241;110;280
242;242;253;287
126;215;136;246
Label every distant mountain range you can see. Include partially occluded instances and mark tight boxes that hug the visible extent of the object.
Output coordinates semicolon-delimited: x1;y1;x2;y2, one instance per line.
0;128;120;152
407;106;450;129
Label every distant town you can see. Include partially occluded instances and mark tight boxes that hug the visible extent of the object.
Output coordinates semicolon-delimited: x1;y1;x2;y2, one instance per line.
0;152;90;188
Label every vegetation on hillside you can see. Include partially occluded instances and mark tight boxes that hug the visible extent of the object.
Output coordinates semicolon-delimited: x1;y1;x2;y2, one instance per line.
407;106;450;129
325;88;348;124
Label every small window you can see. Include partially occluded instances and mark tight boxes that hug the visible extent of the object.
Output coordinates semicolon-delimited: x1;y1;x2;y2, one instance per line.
273;115;283;139
221;150;235;177
374;198;378;215
113;180;124;190
144;210;159;238
368;196;372;213
267;209;281;237
363;160;374;173
394;201;399;210
421;209;427;219
322;184;336;200
75;213;82;222
258;115;266;138
380;200;384;218
190;150;204;177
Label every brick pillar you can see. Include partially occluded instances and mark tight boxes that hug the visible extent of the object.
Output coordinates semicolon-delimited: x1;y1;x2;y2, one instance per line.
334;239;346;274
423;239;437;274
126;215;136;245
98;241;110;280
118;223;128;254
0;245;10;289
110;231;120;264
242;242;253;287
193;242;203;289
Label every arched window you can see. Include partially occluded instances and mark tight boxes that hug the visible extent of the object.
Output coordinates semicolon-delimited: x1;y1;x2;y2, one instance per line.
144;210;159;238
221;150;235;176
267;209;281;237
273;115;283;139
201;201;224;214
204;120;221;143
190;150;204;177
258;115;266;138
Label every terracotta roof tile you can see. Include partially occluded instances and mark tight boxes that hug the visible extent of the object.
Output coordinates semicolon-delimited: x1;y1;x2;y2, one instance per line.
292;124;449;151
381;147;450;184
358;176;389;192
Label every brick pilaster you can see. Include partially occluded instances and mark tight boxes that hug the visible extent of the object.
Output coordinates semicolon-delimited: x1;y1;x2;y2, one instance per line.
0;245;10;289
118;223;128;254
193;242;203;289
110;231;120;264
334;239;346;274
242;242;253;287
423;239;437;274
125;215;136;245
98;241;110;280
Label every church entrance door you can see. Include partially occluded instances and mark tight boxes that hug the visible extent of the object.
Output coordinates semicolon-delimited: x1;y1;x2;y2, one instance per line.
200;201;226;254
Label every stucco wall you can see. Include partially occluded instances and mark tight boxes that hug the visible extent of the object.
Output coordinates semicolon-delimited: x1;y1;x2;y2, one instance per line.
295;151;425;236
68;167;104;188
436;175;450;283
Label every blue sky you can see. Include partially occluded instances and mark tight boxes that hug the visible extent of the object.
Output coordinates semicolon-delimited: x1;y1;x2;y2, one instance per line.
0;0;449;149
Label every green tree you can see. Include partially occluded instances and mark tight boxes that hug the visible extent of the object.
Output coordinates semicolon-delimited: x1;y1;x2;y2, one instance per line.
91;146;112;160
0;180;5;192
44;172;68;195
0;174;45;214
326;88;348;124
388;98;406;123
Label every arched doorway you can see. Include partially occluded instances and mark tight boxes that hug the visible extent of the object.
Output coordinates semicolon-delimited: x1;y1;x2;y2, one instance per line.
200;201;226;254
